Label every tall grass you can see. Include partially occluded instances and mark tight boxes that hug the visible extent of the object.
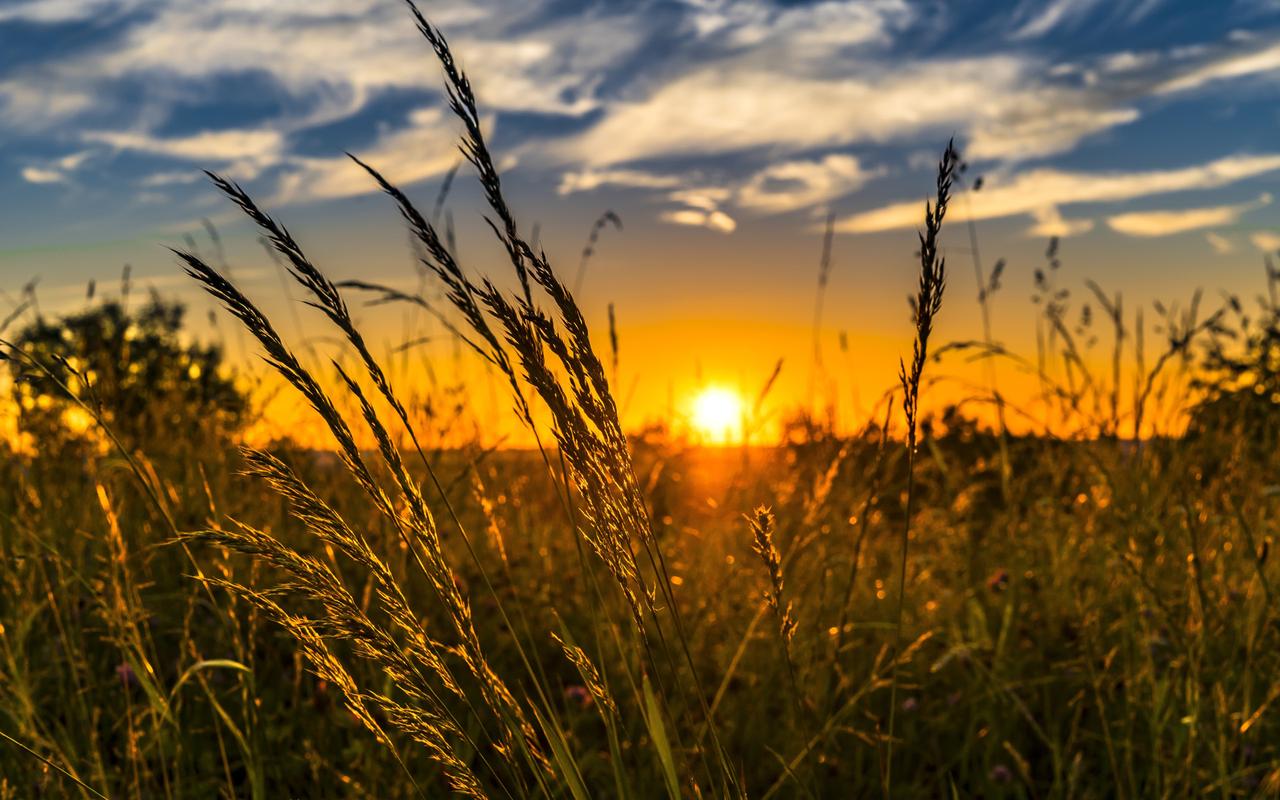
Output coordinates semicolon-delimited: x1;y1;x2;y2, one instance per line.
4;3;1280;798
885;140;959;793
171;2;744;794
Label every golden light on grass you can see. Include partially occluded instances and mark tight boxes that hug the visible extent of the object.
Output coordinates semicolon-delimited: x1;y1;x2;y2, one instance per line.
690;385;743;444
7;2;1275;796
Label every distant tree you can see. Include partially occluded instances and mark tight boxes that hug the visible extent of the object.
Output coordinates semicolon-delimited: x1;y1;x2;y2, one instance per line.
7;296;246;454
1188;259;1280;451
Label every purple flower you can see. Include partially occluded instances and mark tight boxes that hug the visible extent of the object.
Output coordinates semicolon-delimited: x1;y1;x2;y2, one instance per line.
987;569;1009;592
564;685;592;709
116;663;138;689
989;764;1013;784
901;697;919;713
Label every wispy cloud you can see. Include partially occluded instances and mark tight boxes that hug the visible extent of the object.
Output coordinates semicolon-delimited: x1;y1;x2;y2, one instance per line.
660;208;737;234
18;151;94;185
655;186;737;233
1011;0;1105;39
1028;207;1095;238
554;15;1280;175
1008;0;1164;40
139;170;202;188
0;79;94;131
558;168;685;195
21;167;68;185
1105;193;1271;237
1205;232;1234;254
560;154;883;227
1252;231;1280;252
0;0;642;207
86;128;286;179
3;0;1280;235
737;155;882;213
682;0;912;51
270;108;461;203
83;109;464;202
837;154;1280;234
24;1;615;120
0;0;143;23
555;55;1139;167
1155;39;1280;94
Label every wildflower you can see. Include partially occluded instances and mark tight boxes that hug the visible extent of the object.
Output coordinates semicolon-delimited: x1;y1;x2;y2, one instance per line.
115;662;138;689
987;568;1009;592
564;685;592;710
989;764;1013;784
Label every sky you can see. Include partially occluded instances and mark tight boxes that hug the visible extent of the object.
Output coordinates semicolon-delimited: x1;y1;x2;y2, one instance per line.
3;0;1280;438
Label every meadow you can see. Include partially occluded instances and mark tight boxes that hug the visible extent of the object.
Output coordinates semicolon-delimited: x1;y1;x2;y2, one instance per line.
3;3;1280;798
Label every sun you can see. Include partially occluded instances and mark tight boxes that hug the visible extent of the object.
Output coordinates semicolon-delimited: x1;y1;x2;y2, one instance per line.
690;386;744;444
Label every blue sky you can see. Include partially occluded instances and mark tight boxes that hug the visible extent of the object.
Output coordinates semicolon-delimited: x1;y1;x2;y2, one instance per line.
3;0;1280;429
4;0;1280;242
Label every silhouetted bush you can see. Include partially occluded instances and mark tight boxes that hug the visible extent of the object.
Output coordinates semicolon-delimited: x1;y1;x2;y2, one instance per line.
9;297;246;455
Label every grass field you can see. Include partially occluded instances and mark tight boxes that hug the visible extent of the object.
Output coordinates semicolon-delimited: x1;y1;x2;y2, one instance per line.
3;3;1280;798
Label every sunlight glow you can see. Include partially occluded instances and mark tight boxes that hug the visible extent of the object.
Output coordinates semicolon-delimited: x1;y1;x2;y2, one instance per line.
690;386;744;444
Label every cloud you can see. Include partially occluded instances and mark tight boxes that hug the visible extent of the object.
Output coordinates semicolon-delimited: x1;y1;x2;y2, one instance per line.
656;185;738;233
562;155;883;217
8;0;1280;231
86;128;286;178
736;155;881;213
16;149;96;185
1252;231;1280;252
669;187;732;211
1011;0;1107;39
553;9;1280;171
270;108;460;203
660;208;737;233
0;0;145;23
837;154;1280;233
0;79;94;131
84;108;460;204
558;168;685;195
21;167;68;185
1008;0;1165;40
967;107;1139;161
682;0;913;52
88;128;283;160
139;170;202;187
1105;193;1271;236
5;0;632;134
55;151;93;171
553;22;1280;175
1028;207;1094;238
0;0;659;214
1155;39;1280;94
1205;232;1235;254
556;55;1139;166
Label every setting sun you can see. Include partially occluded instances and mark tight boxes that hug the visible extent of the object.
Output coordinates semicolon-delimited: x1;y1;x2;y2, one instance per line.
690;386;744;444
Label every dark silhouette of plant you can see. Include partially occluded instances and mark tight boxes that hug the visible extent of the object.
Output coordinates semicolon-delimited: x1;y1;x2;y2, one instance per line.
1188;258;1280;450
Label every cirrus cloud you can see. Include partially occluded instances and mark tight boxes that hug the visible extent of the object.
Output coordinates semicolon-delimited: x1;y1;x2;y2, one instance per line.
1105;193;1271;237
3;0;1280;238
838;154;1280;234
